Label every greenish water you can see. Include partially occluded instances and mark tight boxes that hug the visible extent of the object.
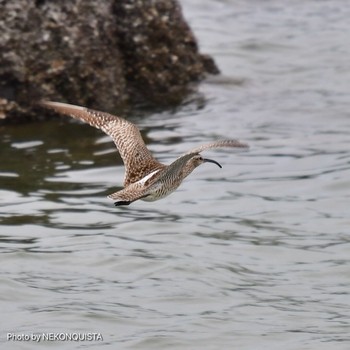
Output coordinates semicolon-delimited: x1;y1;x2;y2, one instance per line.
1;1;350;349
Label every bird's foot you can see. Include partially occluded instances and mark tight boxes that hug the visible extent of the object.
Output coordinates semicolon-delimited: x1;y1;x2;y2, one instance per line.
114;201;131;206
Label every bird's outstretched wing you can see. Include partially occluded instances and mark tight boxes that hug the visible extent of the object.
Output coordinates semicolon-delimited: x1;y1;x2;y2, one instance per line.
185;139;249;155
40;101;164;186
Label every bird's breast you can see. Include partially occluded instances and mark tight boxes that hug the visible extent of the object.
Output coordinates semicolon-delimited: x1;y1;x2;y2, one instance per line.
141;178;182;202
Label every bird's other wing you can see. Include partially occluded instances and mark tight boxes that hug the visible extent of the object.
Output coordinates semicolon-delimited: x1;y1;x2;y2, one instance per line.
185;139;249;155
39;101;164;186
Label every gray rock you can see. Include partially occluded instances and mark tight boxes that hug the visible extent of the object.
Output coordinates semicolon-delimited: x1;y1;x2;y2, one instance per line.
0;0;219;124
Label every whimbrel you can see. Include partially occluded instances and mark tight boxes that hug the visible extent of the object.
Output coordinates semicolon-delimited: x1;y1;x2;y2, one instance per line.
40;101;248;206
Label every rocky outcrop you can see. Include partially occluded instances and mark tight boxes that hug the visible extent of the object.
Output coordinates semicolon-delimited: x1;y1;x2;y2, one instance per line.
0;0;219;124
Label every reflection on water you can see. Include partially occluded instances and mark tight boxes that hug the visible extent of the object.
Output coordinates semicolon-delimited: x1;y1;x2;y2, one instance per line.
1;0;350;349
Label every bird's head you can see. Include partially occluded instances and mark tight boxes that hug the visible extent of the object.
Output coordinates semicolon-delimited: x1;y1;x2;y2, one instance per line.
191;154;222;168
182;154;222;178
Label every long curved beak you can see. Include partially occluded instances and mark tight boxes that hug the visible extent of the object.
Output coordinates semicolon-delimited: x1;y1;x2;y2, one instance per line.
203;158;222;168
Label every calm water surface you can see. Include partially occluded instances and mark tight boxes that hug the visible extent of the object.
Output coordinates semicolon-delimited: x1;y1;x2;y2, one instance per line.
1;1;350;349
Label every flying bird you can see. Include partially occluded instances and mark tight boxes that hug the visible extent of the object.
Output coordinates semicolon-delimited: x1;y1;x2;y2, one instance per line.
40;101;248;206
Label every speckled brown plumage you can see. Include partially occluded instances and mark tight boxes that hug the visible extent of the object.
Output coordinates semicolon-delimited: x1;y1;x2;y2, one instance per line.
40;101;248;206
